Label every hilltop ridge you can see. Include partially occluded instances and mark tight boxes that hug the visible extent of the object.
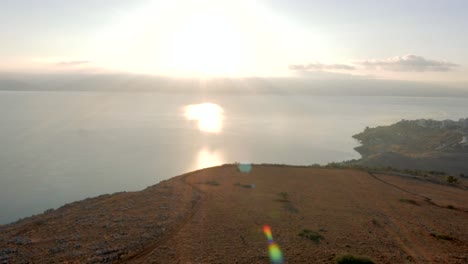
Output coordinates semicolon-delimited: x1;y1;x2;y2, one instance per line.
1;165;467;263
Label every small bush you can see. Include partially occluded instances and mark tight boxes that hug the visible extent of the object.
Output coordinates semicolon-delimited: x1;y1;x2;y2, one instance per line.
309;163;323;168
278;192;289;201
445;176;458;184
430;170;446;175
203;181;219;186
234;183;255;189
399;199;419;206
335;254;374;264
430;232;454;241
298;229;324;244
446;205;456;210
284;203;299;213
370;219;380;227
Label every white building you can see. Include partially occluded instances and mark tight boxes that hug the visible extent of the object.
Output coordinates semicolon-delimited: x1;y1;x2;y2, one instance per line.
460;136;468;146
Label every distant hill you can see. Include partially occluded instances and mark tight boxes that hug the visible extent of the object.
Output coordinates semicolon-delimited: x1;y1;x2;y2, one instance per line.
351;118;468;175
1;72;468;97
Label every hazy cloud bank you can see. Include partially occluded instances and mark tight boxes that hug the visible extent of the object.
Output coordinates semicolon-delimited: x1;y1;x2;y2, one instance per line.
56;60;90;66
291;54;459;73
357;54;459;72
289;63;355;71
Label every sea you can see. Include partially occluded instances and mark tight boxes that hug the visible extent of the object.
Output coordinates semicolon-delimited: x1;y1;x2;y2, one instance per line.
1;91;468;224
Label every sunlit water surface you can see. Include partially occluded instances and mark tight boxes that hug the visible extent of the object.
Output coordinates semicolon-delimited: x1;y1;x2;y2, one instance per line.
1;91;468;224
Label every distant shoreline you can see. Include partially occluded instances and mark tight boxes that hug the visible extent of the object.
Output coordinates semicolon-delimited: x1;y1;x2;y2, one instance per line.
346;118;468;175
1;73;468;97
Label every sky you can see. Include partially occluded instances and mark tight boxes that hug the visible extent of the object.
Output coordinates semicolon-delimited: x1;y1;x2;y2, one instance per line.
1;0;467;83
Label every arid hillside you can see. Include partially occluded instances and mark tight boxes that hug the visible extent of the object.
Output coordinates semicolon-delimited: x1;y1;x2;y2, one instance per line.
0;165;467;263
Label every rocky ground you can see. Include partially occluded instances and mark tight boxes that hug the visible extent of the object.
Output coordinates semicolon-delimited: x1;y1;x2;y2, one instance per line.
0;165;467;263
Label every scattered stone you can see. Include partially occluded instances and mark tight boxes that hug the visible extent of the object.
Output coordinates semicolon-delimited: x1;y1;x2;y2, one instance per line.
10;236;31;245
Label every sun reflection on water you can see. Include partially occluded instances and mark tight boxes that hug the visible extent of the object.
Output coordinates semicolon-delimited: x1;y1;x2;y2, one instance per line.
184;103;224;133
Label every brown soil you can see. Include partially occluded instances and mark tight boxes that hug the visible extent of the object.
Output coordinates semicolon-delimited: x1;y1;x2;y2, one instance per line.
0;165;467;263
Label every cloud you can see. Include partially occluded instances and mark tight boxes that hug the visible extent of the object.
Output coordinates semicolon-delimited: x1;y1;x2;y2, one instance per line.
289;63;355;71
56;60;90;66
290;55;459;75
356;54;459;72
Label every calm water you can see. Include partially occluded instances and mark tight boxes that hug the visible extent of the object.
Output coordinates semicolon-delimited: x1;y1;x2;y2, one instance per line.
1;91;468;224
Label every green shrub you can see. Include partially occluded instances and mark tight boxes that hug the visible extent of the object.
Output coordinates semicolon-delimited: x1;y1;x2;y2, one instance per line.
399;199;419;205
204;180;219;186
234;182;255;189
445;176;458;184
278;192;289;201
335;254;374;264
284;203;299;213
370;219;380;227
430;170;446;175
430;232;454;241
298;229;324;244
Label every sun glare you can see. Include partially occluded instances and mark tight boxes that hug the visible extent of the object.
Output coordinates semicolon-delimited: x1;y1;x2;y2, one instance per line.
91;0;314;77
166;11;246;77
196;149;223;169
184;103;224;133
92;0;251;77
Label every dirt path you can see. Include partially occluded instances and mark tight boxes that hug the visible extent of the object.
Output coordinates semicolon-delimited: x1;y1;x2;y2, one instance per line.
369;172;468;213
120;174;204;263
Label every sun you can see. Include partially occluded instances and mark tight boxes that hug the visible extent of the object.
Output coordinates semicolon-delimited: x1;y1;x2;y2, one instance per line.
92;0;302;77
165;8;247;77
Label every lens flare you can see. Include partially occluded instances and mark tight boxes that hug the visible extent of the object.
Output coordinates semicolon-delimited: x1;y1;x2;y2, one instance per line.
268;243;283;263
263;225;273;242
238;163;252;173
263;225;284;264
